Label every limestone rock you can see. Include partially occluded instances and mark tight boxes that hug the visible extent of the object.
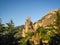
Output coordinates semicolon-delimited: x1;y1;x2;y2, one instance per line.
22;9;60;45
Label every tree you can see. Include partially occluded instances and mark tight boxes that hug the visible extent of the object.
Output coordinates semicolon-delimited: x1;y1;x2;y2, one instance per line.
36;26;55;45
0;18;4;32
55;11;60;33
6;20;15;34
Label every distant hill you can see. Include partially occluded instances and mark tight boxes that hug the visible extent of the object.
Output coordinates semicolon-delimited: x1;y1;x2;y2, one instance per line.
16;25;24;31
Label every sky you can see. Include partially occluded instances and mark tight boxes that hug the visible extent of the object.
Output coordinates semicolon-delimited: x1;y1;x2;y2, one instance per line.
0;0;60;26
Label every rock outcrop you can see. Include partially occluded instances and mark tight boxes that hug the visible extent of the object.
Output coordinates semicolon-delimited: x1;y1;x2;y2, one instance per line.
22;9;60;45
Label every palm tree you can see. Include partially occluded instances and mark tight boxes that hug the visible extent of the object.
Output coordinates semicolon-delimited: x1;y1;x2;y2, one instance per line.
6;20;15;34
0;18;4;31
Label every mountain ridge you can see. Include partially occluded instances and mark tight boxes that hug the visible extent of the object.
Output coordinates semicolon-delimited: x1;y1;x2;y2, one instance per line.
21;9;60;45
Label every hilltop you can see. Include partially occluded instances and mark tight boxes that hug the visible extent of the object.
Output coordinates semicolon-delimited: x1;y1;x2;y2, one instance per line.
21;9;60;45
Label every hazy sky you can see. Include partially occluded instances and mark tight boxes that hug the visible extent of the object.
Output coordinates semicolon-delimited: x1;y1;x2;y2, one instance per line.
0;0;60;26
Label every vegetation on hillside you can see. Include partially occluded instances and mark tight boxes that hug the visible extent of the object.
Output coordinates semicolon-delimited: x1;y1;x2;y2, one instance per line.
0;10;60;45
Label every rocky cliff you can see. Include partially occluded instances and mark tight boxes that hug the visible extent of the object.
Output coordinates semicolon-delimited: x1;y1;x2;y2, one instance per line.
21;9;60;45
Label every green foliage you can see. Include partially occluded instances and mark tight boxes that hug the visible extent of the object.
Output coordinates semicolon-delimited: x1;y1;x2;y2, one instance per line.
36;27;47;35
54;11;60;33
27;40;34;45
0;10;60;45
36;26;55;43
0;19;23;45
27;30;34;37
